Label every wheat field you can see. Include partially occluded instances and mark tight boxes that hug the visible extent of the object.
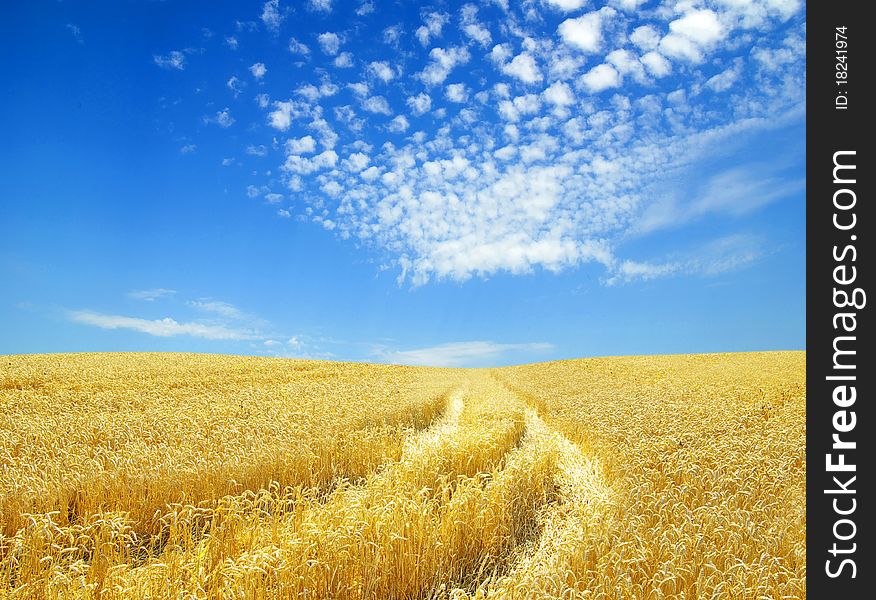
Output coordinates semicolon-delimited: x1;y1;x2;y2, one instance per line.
0;351;805;599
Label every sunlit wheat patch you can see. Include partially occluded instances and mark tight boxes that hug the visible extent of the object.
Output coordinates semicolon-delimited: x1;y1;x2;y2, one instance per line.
0;351;804;599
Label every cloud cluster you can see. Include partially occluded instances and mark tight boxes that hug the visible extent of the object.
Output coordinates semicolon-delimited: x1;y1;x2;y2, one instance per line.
197;0;804;286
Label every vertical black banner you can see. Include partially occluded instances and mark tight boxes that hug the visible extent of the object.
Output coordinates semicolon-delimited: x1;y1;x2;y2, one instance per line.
807;1;872;597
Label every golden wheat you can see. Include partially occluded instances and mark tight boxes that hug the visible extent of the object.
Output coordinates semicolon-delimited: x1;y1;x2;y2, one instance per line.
0;351;804;599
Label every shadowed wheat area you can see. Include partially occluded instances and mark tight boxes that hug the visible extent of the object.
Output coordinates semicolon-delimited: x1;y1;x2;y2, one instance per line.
0;351;804;598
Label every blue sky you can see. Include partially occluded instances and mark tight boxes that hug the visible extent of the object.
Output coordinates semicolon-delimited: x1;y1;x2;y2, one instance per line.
1;0;805;367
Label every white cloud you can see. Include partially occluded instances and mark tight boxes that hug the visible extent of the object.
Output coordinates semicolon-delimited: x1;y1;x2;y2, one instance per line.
497;93;541;121
659;35;702;62
407;92;432;116
288;37;310;54
640;51;672;77
705;59;743;92
296;81;338;101
334;52;354;68
460;5;492;47
318;32;341;55
285;135;317;154
715;0;801;28
249;62;267;79
225;36;239;49
377;340;554;367
558;10;612;53
502;52;543;84
70;311;260;340
463;23;492;47
660;9;725;63
344;152;370;172
382;25;403;46
283;149;338;175
235;20;259;33
206;108;235;128
153;50;186;70
418;46;470;85
610;0;646;10
490;43;513;65
368;61;396;82
348;81;369;97
323;181;343;197
309;0;332;12
416;11;449;46
362;95;392;115
356;1;375;16
127;288;177;302
268;106;293;132
267;100;310;131
261;0;283;32
180;144;197;154
227;76;243;96
543;81;575;106
445;83;469;103
630;25;660;51
334;105;364;131
579;63;620;92
606;49;645;82
388;115;410;132
544;0;588;11
751;30;804;72
247;144;269;157
494;145;517;161
309;117;339;149
361;166;381;181
671;9;725;44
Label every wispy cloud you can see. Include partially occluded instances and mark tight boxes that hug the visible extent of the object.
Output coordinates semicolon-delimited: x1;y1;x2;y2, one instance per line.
153;50;187;70
635;164;805;236
309;0;333;13
606;233;768;285
66;24;83;44
69;310;261;340
188;299;250;320
77;293;281;344
375;341;554;367
127;288;177;302
204;108;235;128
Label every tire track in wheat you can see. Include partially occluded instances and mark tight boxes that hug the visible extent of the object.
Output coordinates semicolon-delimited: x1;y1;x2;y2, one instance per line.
450;379;614;599
188;376;530;599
